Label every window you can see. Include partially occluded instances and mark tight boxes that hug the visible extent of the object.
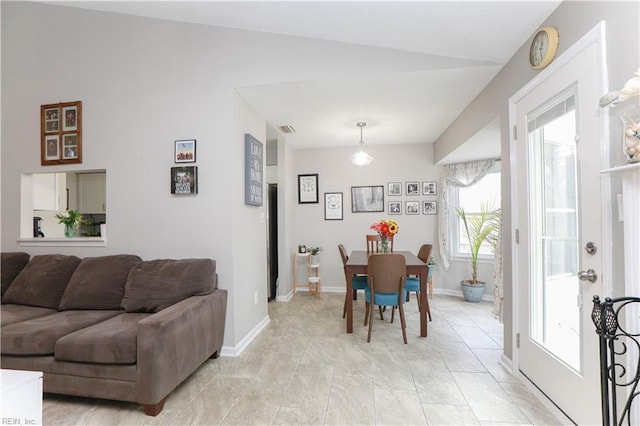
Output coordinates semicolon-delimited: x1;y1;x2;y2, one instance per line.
452;164;501;258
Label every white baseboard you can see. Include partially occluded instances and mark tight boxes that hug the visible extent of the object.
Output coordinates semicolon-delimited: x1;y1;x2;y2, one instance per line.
220;315;270;357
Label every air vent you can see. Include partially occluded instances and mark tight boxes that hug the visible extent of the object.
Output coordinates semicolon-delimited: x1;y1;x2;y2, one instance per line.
278;125;296;134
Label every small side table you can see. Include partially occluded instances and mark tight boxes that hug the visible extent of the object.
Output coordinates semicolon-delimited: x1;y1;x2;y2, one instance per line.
1;369;43;425
292;252;322;296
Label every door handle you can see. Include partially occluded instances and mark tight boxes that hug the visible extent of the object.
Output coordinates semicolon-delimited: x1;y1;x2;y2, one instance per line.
577;269;597;283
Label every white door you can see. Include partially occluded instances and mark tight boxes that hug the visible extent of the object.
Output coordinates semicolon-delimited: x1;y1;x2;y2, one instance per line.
513;37;606;424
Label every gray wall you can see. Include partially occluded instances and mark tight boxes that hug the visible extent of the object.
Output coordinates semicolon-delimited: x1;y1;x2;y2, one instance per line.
433;1;640;359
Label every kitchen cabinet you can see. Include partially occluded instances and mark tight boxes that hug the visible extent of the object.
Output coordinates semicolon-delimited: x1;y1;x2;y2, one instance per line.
32;173;66;211
78;172;106;214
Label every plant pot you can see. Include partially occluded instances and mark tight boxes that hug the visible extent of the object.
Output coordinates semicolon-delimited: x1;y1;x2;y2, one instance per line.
460;281;486;303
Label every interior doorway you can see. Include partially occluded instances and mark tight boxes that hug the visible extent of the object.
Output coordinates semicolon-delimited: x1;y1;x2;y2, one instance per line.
267;184;278;301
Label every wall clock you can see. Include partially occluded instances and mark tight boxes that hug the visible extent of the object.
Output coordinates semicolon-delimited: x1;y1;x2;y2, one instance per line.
529;26;560;70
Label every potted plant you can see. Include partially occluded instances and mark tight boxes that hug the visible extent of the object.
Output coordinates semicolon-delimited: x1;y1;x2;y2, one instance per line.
456;203;500;302
307;246;323;265
55;209;84;238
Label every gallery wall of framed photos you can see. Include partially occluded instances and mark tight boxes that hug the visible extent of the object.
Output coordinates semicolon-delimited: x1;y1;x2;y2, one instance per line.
386;181;437;215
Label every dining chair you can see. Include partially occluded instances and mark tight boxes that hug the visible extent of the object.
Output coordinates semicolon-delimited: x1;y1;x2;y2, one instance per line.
338;244;369;318
405;244;433;321
366;234;394;254
364;253;408;344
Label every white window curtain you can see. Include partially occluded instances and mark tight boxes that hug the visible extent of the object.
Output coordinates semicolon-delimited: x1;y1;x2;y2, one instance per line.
437;159;497;270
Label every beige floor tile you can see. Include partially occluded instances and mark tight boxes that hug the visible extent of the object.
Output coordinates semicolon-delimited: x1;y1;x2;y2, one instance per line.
40;293;561;426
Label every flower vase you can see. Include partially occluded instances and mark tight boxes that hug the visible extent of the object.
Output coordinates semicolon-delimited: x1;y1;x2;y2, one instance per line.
617;98;640;163
380;236;390;253
64;223;77;238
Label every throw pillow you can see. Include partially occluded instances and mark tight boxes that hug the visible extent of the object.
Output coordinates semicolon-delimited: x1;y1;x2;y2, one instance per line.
121;258;215;313
58;254;142;310
3;254;81;309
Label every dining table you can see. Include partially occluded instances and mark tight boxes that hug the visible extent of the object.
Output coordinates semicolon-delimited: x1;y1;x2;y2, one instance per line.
344;250;431;337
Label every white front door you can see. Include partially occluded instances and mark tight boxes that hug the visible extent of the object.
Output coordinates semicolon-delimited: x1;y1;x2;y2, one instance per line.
512;30;608;424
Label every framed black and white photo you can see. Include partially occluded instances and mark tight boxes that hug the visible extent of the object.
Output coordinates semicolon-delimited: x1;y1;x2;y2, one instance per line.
388;201;402;215
406;181;419;196
406;200;420;215
175;139;196;163
351;185;384;212
423;200;437;215
422;181;437;195
324;192;343;220
388;182;402;196
298;174;319;204
244;134;263;206
171;166;198;195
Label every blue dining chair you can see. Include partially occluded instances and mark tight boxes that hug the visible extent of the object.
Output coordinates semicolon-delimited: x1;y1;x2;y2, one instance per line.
338;244;369;318
364;253;408;343
404;244;433;321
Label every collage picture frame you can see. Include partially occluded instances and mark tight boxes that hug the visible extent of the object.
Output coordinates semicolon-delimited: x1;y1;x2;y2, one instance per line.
41;101;82;165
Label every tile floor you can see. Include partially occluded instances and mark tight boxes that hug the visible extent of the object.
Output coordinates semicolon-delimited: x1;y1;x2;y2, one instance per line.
42;293;562;425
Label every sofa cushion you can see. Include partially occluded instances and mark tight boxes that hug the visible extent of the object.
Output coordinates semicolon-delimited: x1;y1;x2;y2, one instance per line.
0;304;58;327
1;310;120;355
55;313;151;364
58;254;142;310
1;252;30;297
2;254;81;309
121;258;215;313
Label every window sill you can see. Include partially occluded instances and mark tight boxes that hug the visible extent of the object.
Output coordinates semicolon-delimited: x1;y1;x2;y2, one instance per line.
17;237;106;247
452;255;495;264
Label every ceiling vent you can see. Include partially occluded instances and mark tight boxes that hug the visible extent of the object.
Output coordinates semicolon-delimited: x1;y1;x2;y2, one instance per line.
278;125;296;134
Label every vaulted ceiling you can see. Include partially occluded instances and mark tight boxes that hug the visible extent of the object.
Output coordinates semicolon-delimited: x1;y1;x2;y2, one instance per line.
50;1;561;159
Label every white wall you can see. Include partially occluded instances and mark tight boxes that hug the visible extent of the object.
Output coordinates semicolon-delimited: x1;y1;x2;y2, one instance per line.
433;1;640;358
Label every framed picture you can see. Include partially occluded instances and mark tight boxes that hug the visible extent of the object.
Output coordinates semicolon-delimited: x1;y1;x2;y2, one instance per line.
298;174;319;204
406;181;420;196
388;182;402;196
175;139;196;163
423;201;437;215
62;134;79;159
62;104;79;131
351;185;384;212
324;192;343;220
44;135;59;160
406;200;420;215
171;166;198;195
40;100;82;165
388;201;402;215
422;181;437;195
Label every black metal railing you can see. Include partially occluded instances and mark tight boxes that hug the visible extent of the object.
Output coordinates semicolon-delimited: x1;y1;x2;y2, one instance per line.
592;295;640;426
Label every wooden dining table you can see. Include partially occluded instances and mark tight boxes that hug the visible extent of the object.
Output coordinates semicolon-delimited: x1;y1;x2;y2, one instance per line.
344;250;431;337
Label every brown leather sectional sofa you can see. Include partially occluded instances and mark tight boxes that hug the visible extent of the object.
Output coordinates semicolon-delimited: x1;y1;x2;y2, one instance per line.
0;252;227;416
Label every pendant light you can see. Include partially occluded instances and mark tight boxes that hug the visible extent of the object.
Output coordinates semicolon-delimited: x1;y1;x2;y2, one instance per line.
350;122;373;166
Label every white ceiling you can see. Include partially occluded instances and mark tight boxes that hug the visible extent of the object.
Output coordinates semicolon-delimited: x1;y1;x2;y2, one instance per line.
50;1;561;160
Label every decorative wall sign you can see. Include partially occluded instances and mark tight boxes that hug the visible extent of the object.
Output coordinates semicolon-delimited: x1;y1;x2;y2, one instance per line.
40;100;82;165
175;139;196;163
171;166;198;194
244;134;263;206
351;185;384;212
324;192;343;220
298;174;319;204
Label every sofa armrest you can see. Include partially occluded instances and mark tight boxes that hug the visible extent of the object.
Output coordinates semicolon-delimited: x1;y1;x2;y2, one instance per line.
136;289;227;405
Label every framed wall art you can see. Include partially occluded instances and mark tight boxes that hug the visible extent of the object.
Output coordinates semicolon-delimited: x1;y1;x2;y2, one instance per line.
406;201;420;215
298;174;319;204
244;134;263;206
388;201;402;215
171;166;198;195
388;182;402;196
324;192;343;220
406;181;419;196
422;181;437;195
40;100;82;165
423;200;437;215
351;185;384;212
175;139;196;163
